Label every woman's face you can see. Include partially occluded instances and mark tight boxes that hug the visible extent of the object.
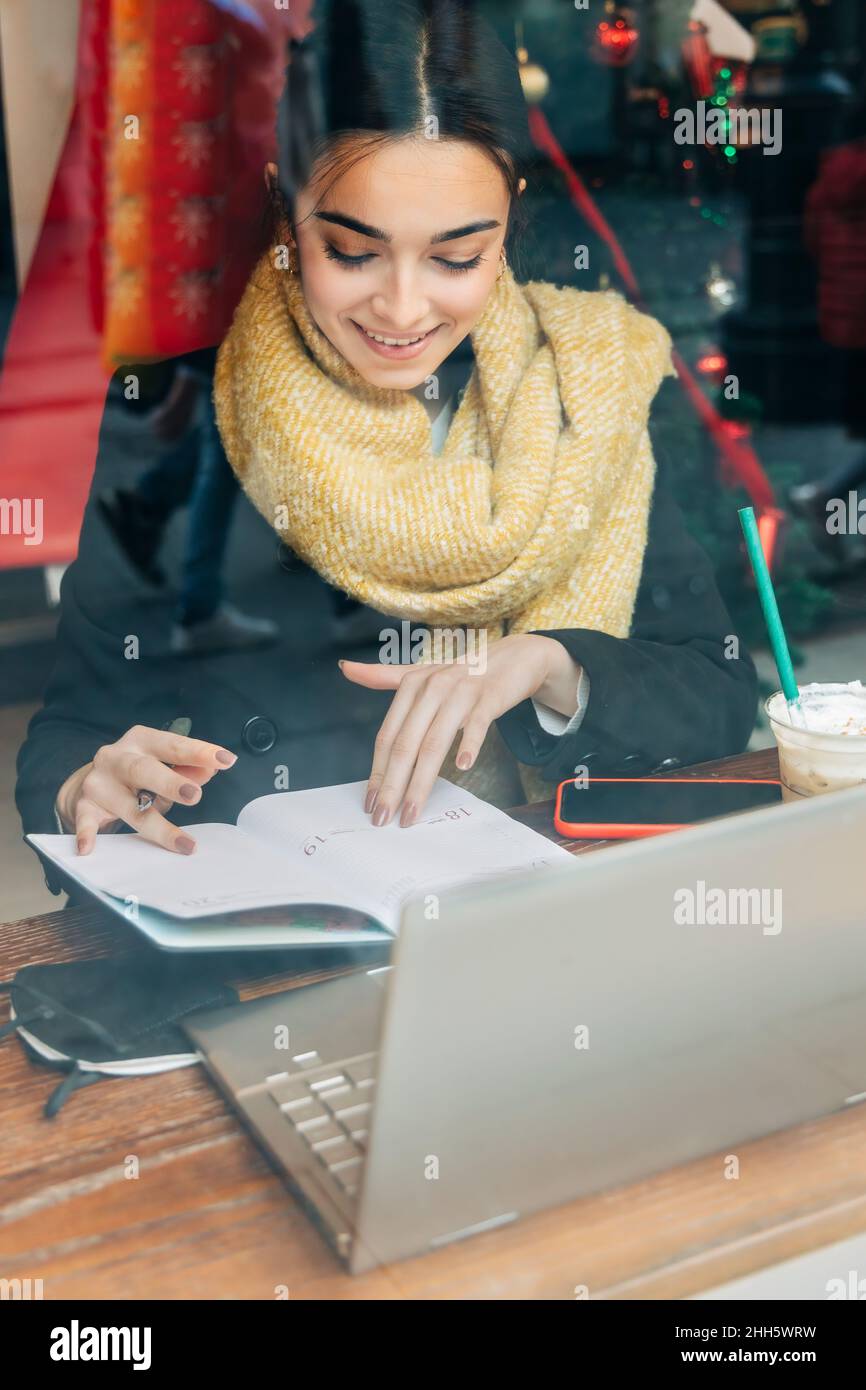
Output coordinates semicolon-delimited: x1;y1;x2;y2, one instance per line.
291;137;511;389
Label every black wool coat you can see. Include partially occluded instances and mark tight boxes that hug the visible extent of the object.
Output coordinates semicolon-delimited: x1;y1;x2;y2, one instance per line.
16;360;758;896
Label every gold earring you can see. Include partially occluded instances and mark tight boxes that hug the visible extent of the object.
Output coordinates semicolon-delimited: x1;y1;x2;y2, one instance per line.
497;248;507;281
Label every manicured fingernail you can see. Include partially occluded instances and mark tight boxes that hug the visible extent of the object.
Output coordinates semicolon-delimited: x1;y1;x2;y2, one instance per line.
457;751;473;769
175;834;196;855
364;787;378;814
215;749;236;766
179;783;199;801
400;802;416;828
373;804;389;827
338;659;345;669
76;835;88;855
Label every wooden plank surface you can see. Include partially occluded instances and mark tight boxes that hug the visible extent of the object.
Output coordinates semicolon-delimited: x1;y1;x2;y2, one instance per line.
6;746;864;1300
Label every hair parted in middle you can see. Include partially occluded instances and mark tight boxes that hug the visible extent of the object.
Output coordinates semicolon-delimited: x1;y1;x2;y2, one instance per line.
272;0;530;244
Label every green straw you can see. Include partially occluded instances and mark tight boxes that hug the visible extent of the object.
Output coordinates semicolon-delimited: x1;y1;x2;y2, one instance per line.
738;506;805;724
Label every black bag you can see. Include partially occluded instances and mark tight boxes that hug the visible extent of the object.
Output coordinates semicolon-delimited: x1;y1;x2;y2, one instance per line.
0;955;238;1116
0;944;386;1116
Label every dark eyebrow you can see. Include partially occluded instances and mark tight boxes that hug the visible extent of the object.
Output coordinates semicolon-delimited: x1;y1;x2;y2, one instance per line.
313;211;501;246
430;219;501;244
314;211;391;242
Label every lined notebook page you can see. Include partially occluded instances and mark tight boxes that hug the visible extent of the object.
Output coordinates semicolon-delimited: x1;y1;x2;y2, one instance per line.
238;779;574;927
26;823;344;920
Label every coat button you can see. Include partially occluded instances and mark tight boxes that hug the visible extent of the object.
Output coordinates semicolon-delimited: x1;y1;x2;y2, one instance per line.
242;716;277;754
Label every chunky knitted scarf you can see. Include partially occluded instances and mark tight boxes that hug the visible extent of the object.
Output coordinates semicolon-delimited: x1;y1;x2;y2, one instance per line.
214;252;675;807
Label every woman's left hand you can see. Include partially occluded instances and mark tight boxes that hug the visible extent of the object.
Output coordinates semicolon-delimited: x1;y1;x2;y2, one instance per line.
338;633;575;828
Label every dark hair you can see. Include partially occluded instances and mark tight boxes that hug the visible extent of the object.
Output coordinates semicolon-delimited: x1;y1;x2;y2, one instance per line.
270;0;529;245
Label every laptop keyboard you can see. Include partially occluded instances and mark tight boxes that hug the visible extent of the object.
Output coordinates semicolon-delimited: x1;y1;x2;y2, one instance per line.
265;1052;378;1199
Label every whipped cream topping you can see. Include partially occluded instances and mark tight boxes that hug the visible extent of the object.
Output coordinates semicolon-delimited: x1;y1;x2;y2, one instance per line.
770;681;866;736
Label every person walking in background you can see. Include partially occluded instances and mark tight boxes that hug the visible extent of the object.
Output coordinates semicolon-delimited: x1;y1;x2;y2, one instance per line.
97;350;278;653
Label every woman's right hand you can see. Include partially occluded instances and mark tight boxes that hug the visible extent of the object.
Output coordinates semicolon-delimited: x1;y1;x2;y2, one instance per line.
55;725;238;855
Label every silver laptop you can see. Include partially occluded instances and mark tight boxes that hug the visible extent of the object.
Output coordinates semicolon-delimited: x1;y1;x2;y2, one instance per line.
185;781;866;1275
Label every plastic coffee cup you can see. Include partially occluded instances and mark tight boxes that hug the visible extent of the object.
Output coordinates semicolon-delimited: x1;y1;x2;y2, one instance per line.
766;682;866;801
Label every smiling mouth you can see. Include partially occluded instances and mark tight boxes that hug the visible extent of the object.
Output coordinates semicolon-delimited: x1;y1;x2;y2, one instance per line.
351;320;440;347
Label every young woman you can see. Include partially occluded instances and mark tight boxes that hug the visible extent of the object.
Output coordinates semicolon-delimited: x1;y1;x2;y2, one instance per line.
17;0;756;883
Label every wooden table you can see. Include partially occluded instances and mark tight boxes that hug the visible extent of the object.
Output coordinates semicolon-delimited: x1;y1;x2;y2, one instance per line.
3;747;866;1300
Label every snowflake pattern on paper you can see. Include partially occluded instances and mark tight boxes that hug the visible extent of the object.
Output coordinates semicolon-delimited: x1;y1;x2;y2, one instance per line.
169;272;213;321
175;44;217;96
170;198;214;247
115;40;147;91
108;266;144;321
172;121;215;170
113;194;145;246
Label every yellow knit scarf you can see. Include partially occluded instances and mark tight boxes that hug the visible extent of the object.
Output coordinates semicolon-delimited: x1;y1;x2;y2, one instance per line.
214;252;675;807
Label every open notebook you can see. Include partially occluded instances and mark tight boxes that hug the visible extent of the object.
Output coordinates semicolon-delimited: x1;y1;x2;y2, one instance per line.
28;779;574;952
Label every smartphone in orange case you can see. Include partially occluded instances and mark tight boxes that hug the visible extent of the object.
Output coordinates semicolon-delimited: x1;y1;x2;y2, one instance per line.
553;775;784;840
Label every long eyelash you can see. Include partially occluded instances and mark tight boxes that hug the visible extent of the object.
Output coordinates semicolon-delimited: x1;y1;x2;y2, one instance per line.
324;243;373;268
324;243;485;274
435;254;484;274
